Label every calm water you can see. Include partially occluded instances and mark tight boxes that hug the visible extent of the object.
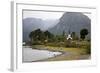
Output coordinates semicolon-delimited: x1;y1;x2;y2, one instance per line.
22;46;62;62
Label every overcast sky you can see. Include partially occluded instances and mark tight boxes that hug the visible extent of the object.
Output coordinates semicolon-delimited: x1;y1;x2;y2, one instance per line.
23;10;91;31
23;11;64;20
23;10;91;20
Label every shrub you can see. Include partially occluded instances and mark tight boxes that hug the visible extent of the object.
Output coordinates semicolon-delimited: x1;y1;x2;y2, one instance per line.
84;44;91;54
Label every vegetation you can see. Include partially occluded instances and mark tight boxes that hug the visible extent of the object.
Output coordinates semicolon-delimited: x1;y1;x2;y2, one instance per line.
80;28;88;40
71;32;79;40
27;28;91;60
29;29;65;44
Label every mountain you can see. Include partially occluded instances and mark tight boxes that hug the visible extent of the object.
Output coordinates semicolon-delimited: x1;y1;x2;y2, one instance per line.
23;18;43;42
48;12;91;38
23;12;91;42
23;18;59;42
42;19;59;30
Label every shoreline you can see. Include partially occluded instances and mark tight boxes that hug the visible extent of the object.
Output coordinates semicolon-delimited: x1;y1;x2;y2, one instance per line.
23;45;91;62
23;46;64;62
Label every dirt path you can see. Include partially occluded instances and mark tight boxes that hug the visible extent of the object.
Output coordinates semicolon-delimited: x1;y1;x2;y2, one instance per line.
44;53;90;61
33;52;90;62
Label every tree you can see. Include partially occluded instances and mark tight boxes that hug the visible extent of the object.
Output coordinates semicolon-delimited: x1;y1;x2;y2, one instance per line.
71;32;79;40
29;29;44;43
80;28;88;40
29;31;34;42
71;32;75;40
44;31;51;38
44;31;54;42
62;30;65;36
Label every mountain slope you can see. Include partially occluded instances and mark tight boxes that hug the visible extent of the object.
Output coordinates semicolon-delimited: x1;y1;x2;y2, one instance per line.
48;12;91;38
23;18;59;42
23;18;43;42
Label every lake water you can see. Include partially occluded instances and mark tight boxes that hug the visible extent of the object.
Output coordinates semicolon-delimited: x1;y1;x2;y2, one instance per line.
22;46;62;62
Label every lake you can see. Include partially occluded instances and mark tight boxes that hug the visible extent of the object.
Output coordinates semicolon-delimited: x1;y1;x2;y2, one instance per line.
22;46;62;62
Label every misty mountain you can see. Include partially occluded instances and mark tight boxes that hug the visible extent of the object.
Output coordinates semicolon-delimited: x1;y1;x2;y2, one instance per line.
42;19;59;30
23;18;59;42
23;18;43;42
48;12;91;38
23;12;91;42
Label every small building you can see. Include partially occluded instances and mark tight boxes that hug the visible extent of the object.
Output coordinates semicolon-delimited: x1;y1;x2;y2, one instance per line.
67;34;72;40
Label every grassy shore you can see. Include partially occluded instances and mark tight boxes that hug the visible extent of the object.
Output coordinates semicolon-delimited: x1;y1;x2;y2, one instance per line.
31;44;90;61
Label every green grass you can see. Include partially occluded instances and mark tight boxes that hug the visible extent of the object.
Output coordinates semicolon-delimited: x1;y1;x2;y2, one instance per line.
31;40;91;61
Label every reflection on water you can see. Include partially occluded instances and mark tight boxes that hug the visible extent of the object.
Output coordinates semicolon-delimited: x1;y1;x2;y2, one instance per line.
22;46;62;62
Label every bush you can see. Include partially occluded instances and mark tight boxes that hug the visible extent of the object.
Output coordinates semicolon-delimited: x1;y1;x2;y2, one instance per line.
65;41;79;48
32;41;43;45
84;44;91;54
